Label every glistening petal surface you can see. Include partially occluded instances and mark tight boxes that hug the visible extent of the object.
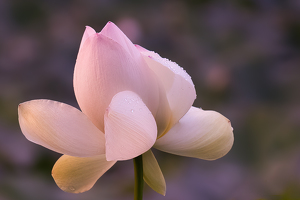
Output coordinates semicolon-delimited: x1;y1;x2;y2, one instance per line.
104;91;157;161
142;150;166;196
18;100;105;157
74;25;164;132
52;155;116;193
154;107;234;160
137;45;196;126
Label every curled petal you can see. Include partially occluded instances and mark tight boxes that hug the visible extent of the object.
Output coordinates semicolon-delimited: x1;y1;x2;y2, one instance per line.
74;24;165;132
104;91;157;161
18;100;105;157
136;45;196;126
154;107;234;160
52;155;116;193
143;150;166;196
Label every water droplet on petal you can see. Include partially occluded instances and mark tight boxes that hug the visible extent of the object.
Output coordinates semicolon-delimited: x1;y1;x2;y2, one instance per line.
131;109;134;113
69;186;76;191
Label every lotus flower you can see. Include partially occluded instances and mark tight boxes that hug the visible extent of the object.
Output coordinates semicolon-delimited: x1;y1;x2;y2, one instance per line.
18;22;234;195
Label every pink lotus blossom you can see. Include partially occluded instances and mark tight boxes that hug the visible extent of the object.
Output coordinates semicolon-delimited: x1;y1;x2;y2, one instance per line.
18;22;234;195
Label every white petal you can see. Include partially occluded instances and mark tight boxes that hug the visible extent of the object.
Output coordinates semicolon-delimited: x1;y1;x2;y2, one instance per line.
74;25;164;132
136;45;196;125
18;100;105;157
104;91;157;161
143;150;166;196
52;154;116;193
154;107;234;160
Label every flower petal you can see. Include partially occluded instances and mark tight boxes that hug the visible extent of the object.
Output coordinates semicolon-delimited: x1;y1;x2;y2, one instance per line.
100;22;141;61
136;45;196;126
79;26;96;52
142;150;166;196
18;100;105;157
154;107;234;160
100;22;172;136
104;91;157;161
74;24;166;132
52;154;116;193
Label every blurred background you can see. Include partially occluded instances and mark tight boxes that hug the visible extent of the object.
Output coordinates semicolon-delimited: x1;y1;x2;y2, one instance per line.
0;0;300;199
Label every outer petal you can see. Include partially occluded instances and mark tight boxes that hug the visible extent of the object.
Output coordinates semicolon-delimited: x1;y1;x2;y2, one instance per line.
18;100;105;157
143;150;166;196
136;45;196;126
104;91;157;161
52;154;116;193
74;23;170;133
154;107;234;160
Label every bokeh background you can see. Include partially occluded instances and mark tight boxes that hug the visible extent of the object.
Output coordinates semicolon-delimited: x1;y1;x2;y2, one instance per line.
1;0;300;199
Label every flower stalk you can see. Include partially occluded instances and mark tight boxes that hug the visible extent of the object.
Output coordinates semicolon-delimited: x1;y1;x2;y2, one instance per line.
133;155;144;200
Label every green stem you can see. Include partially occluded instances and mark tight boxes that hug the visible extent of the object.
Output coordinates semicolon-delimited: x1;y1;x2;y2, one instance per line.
133;155;144;200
